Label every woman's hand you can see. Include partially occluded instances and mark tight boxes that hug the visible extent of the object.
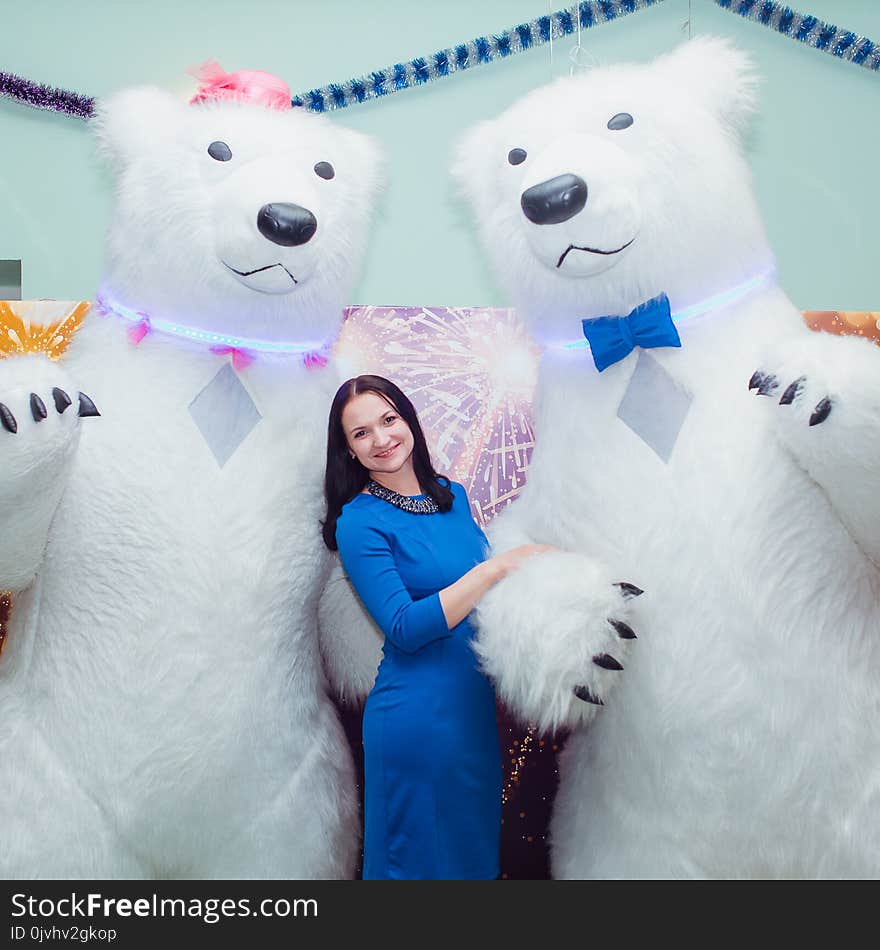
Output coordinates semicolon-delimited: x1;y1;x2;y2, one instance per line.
485;544;556;583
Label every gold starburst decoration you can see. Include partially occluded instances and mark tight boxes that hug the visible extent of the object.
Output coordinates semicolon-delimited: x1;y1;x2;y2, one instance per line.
0;300;90;360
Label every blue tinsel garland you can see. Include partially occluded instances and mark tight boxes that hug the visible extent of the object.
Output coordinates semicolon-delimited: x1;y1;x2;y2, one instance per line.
0;0;877;121
715;0;880;71
290;0;664;112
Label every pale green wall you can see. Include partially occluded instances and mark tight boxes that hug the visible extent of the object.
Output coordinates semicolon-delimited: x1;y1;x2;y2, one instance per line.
1;0;878;309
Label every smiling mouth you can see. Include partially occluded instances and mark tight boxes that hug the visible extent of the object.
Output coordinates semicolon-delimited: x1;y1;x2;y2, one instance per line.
222;261;298;283
374;444;399;459
556;237;636;269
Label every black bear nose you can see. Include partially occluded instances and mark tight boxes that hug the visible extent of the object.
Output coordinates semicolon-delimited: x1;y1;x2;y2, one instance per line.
520;174;588;225
257;203;318;246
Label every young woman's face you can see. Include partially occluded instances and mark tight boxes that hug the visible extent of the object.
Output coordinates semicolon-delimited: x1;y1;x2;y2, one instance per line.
341;391;416;477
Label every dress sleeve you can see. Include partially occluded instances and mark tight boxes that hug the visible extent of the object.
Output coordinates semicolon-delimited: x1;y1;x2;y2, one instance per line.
452;481;490;556
336;514;451;654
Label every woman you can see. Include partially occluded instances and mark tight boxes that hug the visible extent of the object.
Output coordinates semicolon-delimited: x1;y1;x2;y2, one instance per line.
323;375;550;880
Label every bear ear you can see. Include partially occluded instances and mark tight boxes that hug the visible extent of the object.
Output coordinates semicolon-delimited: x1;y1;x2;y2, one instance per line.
659;36;759;132
333;123;385;204
92;87;187;168
451;118;499;210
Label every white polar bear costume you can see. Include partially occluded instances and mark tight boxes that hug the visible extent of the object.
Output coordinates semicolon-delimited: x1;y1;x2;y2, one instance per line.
0;80;383;878
454;39;880;878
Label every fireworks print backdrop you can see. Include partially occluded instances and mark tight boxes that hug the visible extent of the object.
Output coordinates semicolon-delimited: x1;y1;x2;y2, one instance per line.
338;306;540;522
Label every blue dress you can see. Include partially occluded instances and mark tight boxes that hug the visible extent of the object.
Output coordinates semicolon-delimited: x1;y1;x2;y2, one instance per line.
335;481;502;880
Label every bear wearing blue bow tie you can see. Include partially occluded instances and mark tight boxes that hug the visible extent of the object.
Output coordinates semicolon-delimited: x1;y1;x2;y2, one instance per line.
453;37;880;879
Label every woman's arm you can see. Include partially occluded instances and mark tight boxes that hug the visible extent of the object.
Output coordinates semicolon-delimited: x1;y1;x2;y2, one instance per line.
336;517;452;654
337;515;550;654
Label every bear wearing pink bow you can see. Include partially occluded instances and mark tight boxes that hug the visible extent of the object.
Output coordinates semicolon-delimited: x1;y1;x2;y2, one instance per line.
0;66;382;878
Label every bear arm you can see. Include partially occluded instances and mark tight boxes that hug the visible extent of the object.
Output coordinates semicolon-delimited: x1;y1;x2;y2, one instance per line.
0;354;84;592
759;331;880;568
318;556;383;702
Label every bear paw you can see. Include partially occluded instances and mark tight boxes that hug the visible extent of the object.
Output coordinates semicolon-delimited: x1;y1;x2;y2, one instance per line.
751;331;880;435
751;332;880;564
749;369;832;428
0;356;97;477
474;550;641;734
0;355;99;591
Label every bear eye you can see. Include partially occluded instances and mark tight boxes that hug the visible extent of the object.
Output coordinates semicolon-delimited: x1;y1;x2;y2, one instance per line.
507;148;527;166
314;161;335;180
607;113;634;131
207;141;232;162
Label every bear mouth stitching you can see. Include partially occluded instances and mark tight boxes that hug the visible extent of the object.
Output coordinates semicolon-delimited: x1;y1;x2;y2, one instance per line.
556;238;636;269
222;261;298;284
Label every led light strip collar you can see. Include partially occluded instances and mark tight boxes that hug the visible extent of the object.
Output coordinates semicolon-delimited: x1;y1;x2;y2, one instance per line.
559;268;777;351
94;290;331;360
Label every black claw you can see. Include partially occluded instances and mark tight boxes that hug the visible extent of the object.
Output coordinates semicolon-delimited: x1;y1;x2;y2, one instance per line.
779;376;806;406
30;393;47;422
756;374;779;396
608;618;637;640
77;392;100;418
0;403;17;434
52;387;72;413
748;370;765;391
573;685;604;706
615;582;644;599
809;397;832;427
593;653;624;671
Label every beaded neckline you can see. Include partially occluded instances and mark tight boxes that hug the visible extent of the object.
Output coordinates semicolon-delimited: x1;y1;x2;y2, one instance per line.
366;479;440;514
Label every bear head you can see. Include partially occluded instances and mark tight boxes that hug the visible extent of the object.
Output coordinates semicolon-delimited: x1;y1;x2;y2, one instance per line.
94;86;382;346
453;38;774;344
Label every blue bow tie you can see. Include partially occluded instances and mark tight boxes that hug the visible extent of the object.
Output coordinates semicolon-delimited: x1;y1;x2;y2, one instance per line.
581;293;681;372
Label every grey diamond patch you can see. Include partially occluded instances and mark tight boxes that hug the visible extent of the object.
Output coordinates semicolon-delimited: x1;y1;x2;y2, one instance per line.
616;351;692;463
188;364;262;467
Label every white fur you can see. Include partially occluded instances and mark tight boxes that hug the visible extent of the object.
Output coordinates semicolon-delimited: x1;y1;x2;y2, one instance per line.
454;38;880;878
475;551;633;734
318;558;383;705
0;89;382;878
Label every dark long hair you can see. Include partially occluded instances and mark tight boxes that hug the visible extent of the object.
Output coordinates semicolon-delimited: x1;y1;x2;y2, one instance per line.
322;375;454;550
